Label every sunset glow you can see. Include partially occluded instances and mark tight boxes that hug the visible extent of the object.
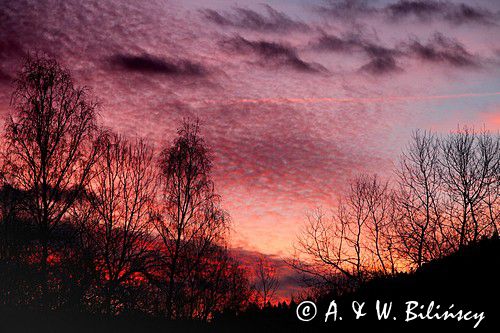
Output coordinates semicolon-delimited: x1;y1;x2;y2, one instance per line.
1;0;500;301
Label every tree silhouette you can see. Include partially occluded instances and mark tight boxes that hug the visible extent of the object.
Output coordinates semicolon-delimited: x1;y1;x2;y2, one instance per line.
291;128;499;292
0;55;252;322
85;134;157;314
150;119;229;319
361;175;397;274
188;245;252;320
440;127;499;247
1;54;102;305
395;130;444;267
252;255;279;307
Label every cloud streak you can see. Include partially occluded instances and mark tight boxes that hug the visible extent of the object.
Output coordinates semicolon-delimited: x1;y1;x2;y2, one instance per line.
318;0;496;25
198;92;500;106
386;0;496;25
201;4;310;33
310;31;480;74
220;35;326;73
406;33;479;67
359;43;403;74
311;33;403;75
314;0;377;20
108;53;207;76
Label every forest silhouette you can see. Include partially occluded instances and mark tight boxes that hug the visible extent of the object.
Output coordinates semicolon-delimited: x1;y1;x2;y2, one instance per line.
0;54;499;331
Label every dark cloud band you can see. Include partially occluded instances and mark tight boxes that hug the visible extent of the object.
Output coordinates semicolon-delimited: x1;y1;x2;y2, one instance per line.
406;33;479;67
387;0;495;25
318;0;496;25
309;31;479;75
201;4;310;33
220;35;326;73
108;53;207;77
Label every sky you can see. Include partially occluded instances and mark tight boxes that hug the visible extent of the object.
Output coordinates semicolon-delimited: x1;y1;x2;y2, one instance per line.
1;0;500;296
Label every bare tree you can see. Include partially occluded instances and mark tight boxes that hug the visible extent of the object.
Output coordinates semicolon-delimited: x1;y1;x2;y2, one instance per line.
440;127;499;247
151;119;229;319
344;176;372;281
290;176;378;291
289;129;499;293
189;245;251;320
476;131;500;235
86;134;157;314
362;175;398;275
1;54;102;302
289;208;354;291
253;255;279;307
395;130;445;267
381;191;400;274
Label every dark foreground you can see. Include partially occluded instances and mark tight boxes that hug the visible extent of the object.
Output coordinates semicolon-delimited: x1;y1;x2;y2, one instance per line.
2;238;499;332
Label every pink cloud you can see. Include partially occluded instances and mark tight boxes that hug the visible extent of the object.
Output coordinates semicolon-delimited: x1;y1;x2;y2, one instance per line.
0;0;499;258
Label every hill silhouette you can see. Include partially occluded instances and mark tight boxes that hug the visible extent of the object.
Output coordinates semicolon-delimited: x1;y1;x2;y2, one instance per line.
214;237;499;331
310;236;499;330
